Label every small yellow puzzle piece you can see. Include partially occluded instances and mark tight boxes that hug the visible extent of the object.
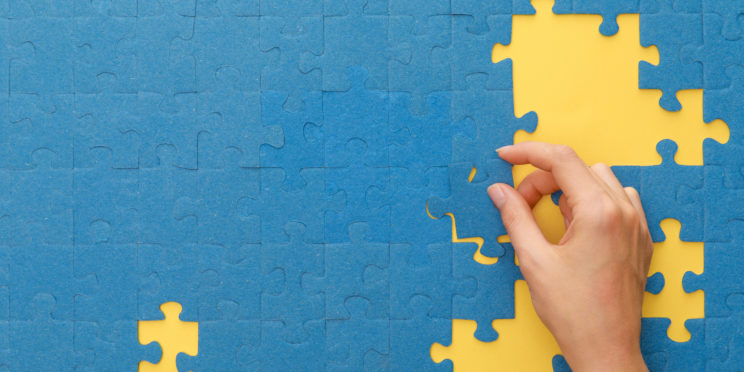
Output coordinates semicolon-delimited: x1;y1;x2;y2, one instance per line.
138;302;199;372
431;280;562;371
642;219;704;342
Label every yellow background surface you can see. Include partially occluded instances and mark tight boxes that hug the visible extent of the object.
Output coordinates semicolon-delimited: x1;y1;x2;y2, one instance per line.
138;0;723;370
432;0;723;370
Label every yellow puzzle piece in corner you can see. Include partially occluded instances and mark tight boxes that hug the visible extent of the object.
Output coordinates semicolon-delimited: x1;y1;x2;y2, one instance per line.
139;302;199;372
493;0;728;172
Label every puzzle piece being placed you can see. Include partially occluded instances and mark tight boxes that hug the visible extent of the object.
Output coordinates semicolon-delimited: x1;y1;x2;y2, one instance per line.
428;160;514;258
138;302;198;372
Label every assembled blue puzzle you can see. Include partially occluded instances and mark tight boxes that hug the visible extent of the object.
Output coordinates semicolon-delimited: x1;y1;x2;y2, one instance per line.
1;0;744;370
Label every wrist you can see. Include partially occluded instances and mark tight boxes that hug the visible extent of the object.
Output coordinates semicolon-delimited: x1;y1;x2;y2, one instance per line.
564;342;647;372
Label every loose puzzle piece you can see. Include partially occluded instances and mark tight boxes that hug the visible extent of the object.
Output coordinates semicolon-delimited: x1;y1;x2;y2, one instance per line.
138;302;198;372
428;160;514;258
639;0;703;111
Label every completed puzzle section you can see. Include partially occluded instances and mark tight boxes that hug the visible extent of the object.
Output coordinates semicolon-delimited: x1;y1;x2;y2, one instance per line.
1;0;744;370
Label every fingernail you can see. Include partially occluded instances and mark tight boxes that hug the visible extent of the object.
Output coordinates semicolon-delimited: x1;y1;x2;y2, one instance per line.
495;145;512;153
488;184;506;208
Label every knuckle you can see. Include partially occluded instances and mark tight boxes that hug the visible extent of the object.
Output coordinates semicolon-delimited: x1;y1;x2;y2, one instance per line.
553;144;576;159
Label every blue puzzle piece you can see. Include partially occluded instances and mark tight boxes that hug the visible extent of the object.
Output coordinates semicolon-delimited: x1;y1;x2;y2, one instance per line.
704;293;744;370
239;167;345;243
641;318;705;371
683;220;744;317
259;16;322;105
704;64;744;138
699;166;744;242
300;0;391;91
428;160;514;258
326;296;389;371
261;222;325;344
325;139;392;243
639;0;703;111
5;93;75;169
237;320;326;371
197;243;261;321
451;74;538;176
450;15;514;90
703;0;744;40
389;166;451;245
391;295;453;372
303;222;389;319
646;272;666;295
683;13;744;90
177;301;260;371
453;243;522;342
554;0;640;36
260;90;324;190
388;15;452;115
390;242;476;320
640;140;704;242
9;294;87;371
138;244;200;322
75;320;160;371
389;91;453;169
323;66;389;168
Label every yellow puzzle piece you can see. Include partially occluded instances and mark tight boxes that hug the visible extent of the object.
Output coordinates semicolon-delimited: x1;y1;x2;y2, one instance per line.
643;219;704;342
138;302;199;372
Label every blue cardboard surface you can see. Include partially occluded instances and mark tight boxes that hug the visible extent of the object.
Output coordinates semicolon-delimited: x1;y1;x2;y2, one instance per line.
0;0;744;370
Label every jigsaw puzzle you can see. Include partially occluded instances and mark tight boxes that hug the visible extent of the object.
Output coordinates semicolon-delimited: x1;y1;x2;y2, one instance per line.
1;0;744;370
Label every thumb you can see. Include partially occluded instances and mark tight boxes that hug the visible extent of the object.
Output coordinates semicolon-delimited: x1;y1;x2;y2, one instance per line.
488;183;549;262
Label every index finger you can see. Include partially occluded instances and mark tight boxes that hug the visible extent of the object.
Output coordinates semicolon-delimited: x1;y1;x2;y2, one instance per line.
497;142;604;200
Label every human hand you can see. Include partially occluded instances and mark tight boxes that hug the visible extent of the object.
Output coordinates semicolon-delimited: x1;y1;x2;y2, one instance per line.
487;142;653;372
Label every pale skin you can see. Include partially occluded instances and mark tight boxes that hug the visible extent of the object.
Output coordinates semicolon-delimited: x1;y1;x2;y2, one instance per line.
487;142;653;372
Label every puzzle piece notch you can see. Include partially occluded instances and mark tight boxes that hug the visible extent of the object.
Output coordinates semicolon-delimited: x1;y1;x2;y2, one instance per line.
640;318;705;371
704;64;744;139
138;302;198;372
